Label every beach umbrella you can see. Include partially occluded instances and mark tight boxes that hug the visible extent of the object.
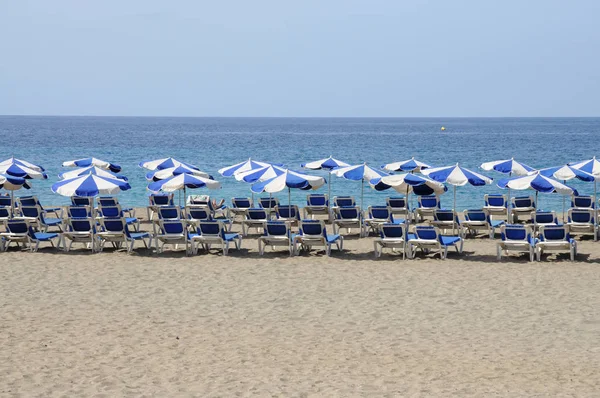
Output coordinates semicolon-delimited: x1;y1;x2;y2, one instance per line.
481;158;535;219
0;174;31;216
422;164;493;234
59;166;128;181
0;158;47;217
251;169;325;208
63;157;122;173
570;156;600;217
332;163;388;213
302;156;350;212
369;173;446;258
0;157;44;172
146;165;212;182
535;165;596;223
139;157;201;171
52;173;131;251
381;157;431;173
497;173;578;218
148;173;221;255
234;165;287;212
218;158;282;177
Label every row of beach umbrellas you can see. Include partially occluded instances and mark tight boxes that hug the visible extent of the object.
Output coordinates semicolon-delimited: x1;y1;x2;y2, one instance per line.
2;156;600;220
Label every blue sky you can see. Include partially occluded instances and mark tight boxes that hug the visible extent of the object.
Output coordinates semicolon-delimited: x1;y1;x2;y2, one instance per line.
1;0;599;117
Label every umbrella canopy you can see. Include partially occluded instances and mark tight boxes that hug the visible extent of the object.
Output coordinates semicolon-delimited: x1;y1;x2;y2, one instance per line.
147;173;221;192
569;156;600;176
52;173;131;197
63;157;122;173
59;166;128;181
480;158;534;176
381;157;431;173
370;173;446;195
497;173;578;195
0;174;31;191
0;157;44;172
333;163;388;212
218;158;281;177
251;169;325;208
422;164;493;187
0;160;47;179
146;165;212;182
235;164;287;183
536;165;595;182
301;156;350;170
139;157;200;171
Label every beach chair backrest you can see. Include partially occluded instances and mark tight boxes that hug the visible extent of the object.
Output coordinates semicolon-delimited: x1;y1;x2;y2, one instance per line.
533;211;556;225
334;196;355;207
20;205;41;219
434;209;456;222
568;208;593;223
67;205;91;218
98;196;118;206
501;225;530;241
98;204;123;219
540;225;569;241
199;220;223;237
232;197;252;209
277;205;299;219
387;197;407;209
17;196;38;207
465;209;487;222
259;197;279;209
381;223;404;239
513;196;535;209
300;220;325;237
6;220;29;234
101;218;126;233
187;206;210;221
418;195;439;209
571;195;593;209
158;206;181;220
484;194;506;207
72;196;93;206
336;206;360;220
307;194;327;206
246;208;268;220
150;194;173;206
0;206;9;218
160;219;185;235
0;196;11;207
415;226;439;241
69;218;94;233
369;206;391;220
265;221;289;237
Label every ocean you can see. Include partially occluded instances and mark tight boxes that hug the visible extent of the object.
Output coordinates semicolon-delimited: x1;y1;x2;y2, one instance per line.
1;116;599;211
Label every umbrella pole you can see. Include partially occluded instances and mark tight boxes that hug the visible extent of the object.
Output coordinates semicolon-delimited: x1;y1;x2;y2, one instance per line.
10;190;14;219
184;187;188;256
507;171;512;223
361;178;364;216
328;171;332;222
288;187;291;209
403;185;409;260
562;180;566;223
453;185;456;235
595;179;598;241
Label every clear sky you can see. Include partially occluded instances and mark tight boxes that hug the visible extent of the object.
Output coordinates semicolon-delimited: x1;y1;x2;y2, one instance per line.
1;0;599;117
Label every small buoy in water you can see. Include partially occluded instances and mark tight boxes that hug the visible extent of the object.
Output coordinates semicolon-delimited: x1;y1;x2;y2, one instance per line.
441;126;446;131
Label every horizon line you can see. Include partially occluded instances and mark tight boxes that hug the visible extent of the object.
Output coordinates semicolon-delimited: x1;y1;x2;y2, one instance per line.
1;114;600;119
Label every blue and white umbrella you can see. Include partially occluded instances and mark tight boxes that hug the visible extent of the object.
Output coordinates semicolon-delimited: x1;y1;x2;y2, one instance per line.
0;157;44;172
536;165;596;222
0;174;31;217
569;156;600;176
0;160;47;180
63;157;122;173
422;164;493;233
251;169;325;207
146;165;212;182
302;156;350;209
333;163;388;212
147;173;221;193
381;157;431;173
480;158;534;176
235;164;287;183
218;158;282;178
498;173;578;215
52;174;131;197
59;166;128;181
139;157;200;171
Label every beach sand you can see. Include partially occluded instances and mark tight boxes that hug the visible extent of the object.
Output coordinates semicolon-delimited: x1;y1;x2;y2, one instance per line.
1;212;600;396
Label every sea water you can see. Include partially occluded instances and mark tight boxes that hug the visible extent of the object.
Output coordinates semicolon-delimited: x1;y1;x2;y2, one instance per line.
1;116;599;212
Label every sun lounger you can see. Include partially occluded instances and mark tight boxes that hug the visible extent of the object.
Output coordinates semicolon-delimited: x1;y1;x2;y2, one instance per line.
294;220;343;256
536;225;577;261
408;225;463;259
496;224;536;261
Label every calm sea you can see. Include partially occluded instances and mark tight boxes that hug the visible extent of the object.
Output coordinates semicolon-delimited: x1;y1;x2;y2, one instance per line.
1;116;599;211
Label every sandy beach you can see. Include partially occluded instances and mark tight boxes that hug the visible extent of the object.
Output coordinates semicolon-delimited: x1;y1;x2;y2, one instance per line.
1;212;600;397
